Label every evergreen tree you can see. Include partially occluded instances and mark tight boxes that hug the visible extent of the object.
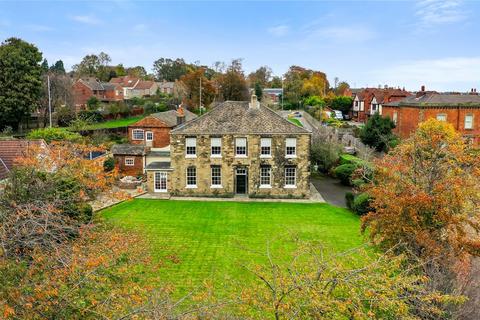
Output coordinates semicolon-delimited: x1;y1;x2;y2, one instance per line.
0;38;43;130
359;113;397;152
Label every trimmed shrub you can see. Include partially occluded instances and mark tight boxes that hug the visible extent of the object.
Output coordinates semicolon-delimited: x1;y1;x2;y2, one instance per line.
339;154;364;166
103;157;115;172
352;193;372;216
27;127;82;143
345;191;355;210
56;106;76;127
334;164;357;186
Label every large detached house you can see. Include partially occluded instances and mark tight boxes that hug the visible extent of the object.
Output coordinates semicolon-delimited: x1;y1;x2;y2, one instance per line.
352;87;411;122
72;78;124;110
146;95;311;198
383;87;480;145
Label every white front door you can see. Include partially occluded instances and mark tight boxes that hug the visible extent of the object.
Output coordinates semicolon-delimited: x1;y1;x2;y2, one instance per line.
146;131;153;147
154;172;167;192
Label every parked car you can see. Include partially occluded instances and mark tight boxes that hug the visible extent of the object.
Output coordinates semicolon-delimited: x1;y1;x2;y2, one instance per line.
332;110;343;120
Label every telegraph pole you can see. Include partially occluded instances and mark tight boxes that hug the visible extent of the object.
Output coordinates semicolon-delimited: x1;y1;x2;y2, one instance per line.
47;75;52;128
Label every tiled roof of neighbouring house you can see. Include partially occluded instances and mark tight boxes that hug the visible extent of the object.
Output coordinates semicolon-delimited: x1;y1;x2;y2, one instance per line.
150;109;197;127
0;139;48;180
385;93;480;107
111;144;146;155
133;80;156;90
171;100;311;135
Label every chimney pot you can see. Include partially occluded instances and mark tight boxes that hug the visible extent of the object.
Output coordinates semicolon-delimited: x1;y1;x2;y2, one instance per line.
176;104;186;125
421;85;425;92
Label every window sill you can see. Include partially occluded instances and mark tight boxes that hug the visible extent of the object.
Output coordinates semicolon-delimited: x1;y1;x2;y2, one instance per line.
285;155;297;159
284;185;297;189
185;155;197;159
186;185;197;189
210;155;222;159
210;185;223;189
260;155;272;159
235;155;248;158
259;185;272;189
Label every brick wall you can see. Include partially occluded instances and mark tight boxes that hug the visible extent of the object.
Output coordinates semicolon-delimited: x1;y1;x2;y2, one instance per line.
72;81;93;108
128;116;172;148
383;106;480;144
114;155;144;176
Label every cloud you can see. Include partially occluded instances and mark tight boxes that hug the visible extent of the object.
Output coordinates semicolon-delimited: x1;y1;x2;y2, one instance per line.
370;56;480;90
267;25;290;37
70;15;102;25
415;0;467;26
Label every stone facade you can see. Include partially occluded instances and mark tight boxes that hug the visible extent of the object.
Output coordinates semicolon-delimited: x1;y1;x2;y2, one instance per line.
167;134;311;198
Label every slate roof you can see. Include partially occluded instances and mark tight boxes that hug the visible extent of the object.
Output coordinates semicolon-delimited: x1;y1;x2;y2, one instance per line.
80;78;118;91
171;101;311;135
385;93;480;107
147;150;170;157
134;81;156;90
0;139;48;179
145;161;172;170
150;109;197;127
110;76;140;87
111;144;146;155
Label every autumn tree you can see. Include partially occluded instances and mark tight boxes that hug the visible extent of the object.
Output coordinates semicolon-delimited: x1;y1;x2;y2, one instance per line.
0;38;43;130
180;68;216;110
283;66;329;108
362;119;480;300
218;59;249;101
247;65;272;88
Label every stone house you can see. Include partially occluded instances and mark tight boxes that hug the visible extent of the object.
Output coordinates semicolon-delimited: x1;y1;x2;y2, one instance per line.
112;106;197;176
383;87;480;145
146;96;311;198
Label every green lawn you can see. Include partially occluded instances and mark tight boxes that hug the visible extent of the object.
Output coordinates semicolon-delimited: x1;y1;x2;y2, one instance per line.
84;115;145;130
100;199;365;293
288;117;303;127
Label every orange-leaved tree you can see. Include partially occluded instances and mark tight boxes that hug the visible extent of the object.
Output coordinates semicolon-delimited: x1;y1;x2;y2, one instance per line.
362;119;480;286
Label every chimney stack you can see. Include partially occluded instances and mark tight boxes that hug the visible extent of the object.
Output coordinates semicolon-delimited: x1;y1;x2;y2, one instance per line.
249;94;260;109
176;104;186;125
469;88;478;96
416;85;427;98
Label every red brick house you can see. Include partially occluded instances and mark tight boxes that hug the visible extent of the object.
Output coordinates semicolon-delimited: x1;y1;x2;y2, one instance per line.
72;78;123;110
352;88;411;123
0;139;49;180
112;106;197;176
383;87;480;145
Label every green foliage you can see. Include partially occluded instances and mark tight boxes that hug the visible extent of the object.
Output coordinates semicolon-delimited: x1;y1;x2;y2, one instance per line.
50;60;65;74
56;106;76;127
328;96;353;114
78;110;103;123
311;140;342;173
153;57;191;81
345;191;355;210
334;163;357;185
254;82;263;101
103;157;115;172
105;102;130;118
352;192;373;215
27;127;82;143
86;96;101;110
339;154;364;166
359;113;397;152
129;96;145;106
304;95;326;107
0;37;43;130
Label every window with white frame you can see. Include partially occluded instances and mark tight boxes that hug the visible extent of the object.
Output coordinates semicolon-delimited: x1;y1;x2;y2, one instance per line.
125;157;135;166
285;138;297;157
235;137;247;156
132;129;144;140
393;111;398;125
211;137;222;157
186;166;197;187
260;166;271;187
465;114;474;129
186;137;196;157
284;166;296;187
436;113;447;122
260;138;271;157
211;166;222;187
